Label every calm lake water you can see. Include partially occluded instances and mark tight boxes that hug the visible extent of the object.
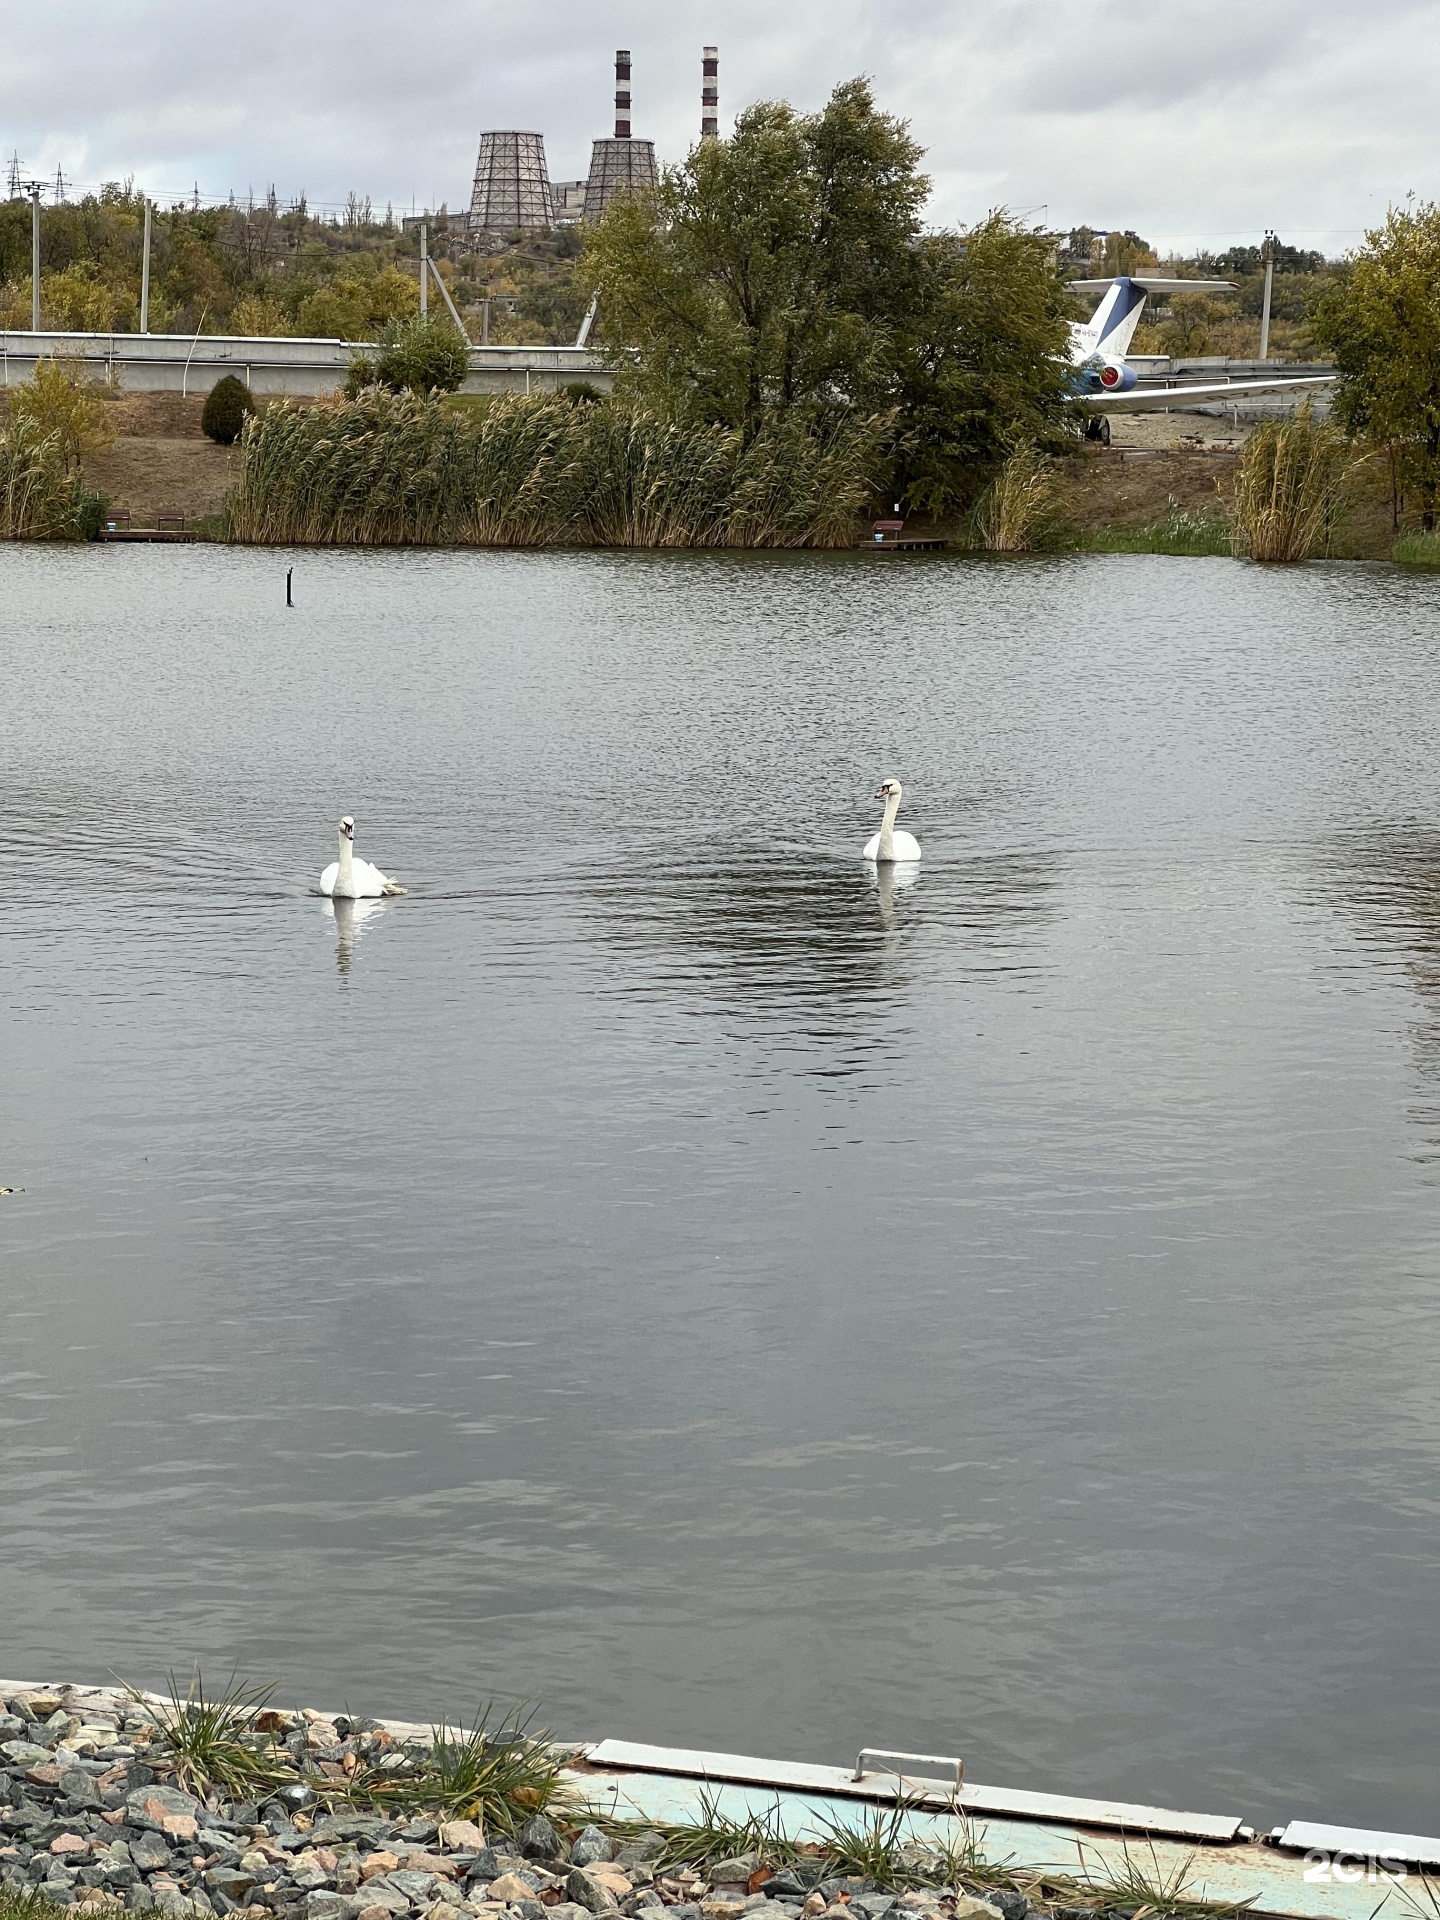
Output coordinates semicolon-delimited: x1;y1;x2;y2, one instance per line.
3;544;1440;1833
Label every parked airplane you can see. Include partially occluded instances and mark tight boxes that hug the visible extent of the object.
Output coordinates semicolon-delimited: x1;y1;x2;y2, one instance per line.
1068;275;1335;442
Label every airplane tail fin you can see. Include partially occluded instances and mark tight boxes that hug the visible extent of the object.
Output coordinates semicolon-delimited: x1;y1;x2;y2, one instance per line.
1072;277;1149;361
1070;275;1238;361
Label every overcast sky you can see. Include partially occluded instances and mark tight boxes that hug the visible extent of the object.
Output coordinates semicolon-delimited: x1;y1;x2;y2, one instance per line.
6;0;1440;255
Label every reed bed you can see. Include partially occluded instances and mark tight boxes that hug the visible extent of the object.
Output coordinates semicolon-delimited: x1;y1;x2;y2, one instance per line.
1393;530;1440;565
224;390;884;548
0;417;102;540
1230;409;1356;562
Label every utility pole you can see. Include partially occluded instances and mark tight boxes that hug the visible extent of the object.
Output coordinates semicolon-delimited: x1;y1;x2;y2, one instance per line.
140;199;152;333
1259;230;1276;362
419;221;428;316
30;183;42;331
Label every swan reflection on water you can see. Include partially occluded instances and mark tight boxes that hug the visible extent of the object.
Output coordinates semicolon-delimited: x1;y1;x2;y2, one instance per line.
870;857;919;931
323;895;389;977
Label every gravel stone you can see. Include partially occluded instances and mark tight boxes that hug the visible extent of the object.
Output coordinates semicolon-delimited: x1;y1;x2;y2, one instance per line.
613;1839;666;1870
708;1863;761;1890
486;1877;539;1904
569;1833;613;1871
124;1789;204;1833
303;1894;360;1920
567;1871;620;1915
350;1889;410;1917
516;1822;559;1865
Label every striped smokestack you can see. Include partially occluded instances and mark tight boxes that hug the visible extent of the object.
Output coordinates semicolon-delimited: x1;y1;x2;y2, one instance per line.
701;46;718;139
614;49;631;139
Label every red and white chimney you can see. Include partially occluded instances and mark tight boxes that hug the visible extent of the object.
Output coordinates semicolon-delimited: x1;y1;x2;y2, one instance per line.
614;50;631;139
701;46;718;139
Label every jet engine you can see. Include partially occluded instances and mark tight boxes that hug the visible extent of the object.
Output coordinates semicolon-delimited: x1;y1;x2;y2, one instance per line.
1096;361;1138;392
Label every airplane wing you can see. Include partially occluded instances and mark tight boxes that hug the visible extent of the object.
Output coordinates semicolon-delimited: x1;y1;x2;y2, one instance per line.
1069;278;1239;295
1087;374;1336;411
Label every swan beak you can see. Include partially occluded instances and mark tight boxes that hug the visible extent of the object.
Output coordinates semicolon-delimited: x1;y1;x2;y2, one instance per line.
874;786;888;799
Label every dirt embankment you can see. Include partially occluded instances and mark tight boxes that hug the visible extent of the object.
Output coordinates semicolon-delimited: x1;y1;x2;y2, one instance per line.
1056;437;1400;560
83;393;238;524
0;389;239;525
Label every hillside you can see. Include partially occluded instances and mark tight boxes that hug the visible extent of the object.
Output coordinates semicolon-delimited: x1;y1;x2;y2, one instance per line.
0;188;587;347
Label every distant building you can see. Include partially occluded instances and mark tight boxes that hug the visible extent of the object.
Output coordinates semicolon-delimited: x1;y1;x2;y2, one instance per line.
552;180;587;223
585;51;657;222
469;131;554;237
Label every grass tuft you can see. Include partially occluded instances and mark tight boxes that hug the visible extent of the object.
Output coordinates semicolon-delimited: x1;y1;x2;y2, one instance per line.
1393;531;1440;566
350;1701;572;1835
1073;1840;1255;1920
0;1892;66;1920
138;1670;292;1802
598;1788;803;1871
1086;506;1232;557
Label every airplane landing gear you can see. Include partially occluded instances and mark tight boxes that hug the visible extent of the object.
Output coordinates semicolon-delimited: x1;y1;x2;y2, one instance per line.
1084;416;1111;446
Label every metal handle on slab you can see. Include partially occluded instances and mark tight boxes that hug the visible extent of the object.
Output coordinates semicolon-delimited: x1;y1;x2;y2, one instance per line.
853;1748;963;1797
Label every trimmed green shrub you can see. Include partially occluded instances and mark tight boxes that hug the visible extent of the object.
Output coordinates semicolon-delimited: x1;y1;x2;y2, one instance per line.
202;375;256;445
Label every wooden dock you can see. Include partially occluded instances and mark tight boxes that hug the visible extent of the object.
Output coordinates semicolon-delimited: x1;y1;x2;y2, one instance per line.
864;516;948;552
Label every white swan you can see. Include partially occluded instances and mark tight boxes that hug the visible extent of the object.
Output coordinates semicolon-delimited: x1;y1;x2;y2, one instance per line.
320;816;407;898
864;777;922;863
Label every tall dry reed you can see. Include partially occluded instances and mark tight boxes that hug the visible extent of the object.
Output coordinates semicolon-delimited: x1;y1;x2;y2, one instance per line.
977;443;1064;552
224;390;885;549
0;416;100;539
1231;409;1355;561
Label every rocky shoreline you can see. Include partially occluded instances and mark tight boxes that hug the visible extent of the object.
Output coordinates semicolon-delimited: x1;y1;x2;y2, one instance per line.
0;1686;1018;1920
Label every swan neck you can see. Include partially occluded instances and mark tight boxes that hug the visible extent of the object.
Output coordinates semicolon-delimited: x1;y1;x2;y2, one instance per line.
339;834;354;886
878;790;900;860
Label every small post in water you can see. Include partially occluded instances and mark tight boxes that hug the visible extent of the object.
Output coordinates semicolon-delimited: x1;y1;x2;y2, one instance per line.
286;566;294;608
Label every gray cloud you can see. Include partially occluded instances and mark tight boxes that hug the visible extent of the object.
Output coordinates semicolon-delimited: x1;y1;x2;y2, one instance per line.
3;0;1439;251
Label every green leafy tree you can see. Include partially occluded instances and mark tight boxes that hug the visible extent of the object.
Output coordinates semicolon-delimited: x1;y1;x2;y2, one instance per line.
1314;201;1440;528
583;79;927;441
888;218;1076;510
10;356;116;473
347;314;469;396
583;77;1074;508
1159;292;1221;357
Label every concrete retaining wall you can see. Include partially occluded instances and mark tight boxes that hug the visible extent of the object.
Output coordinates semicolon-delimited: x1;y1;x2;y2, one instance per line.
0;330;616;398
